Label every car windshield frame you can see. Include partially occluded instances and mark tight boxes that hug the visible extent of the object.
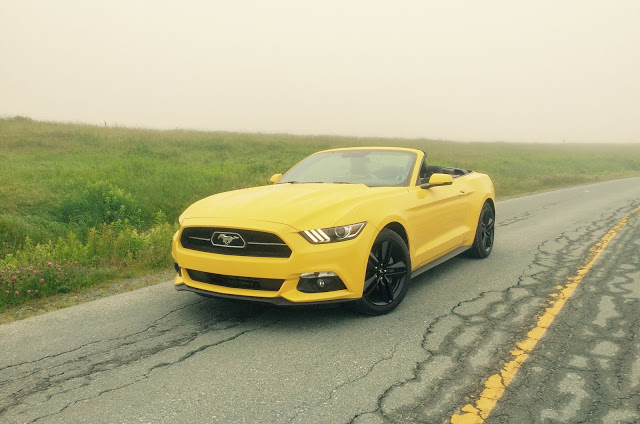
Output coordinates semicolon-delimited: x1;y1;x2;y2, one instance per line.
277;150;418;187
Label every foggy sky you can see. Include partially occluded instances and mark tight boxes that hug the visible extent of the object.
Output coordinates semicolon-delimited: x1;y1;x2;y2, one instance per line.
1;0;639;143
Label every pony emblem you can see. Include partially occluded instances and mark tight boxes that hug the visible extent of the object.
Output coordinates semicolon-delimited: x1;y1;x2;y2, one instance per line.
212;232;246;248
218;234;239;245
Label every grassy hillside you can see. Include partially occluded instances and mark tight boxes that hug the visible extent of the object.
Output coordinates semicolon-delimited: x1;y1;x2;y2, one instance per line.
1;116;639;310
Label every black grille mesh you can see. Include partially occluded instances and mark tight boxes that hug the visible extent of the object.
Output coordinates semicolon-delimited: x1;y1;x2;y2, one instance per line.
186;269;284;291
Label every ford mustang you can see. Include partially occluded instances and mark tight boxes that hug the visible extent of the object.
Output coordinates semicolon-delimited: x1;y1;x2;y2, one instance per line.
172;147;495;314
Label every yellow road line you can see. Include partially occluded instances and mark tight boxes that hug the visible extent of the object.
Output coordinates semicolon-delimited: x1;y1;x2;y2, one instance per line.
450;205;640;424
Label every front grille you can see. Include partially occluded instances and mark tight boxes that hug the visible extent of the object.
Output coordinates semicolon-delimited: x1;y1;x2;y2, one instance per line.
186;269;284;291
180;227;292;258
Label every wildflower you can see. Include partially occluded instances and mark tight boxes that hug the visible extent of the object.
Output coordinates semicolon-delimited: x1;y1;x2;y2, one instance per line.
40;279;45;283
16;270;20;274
35;290;39;293
27;290;31;293
29;265;33;270
14;291;19;295
47;261;52;267
12;276;16;281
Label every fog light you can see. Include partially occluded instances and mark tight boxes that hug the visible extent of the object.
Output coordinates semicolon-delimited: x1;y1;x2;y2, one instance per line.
297;272;346;293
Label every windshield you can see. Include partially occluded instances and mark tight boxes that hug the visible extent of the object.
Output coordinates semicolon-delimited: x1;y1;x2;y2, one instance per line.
278;150;417;187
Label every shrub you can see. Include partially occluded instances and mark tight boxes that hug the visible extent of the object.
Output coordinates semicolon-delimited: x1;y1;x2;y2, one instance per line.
57;181;142;229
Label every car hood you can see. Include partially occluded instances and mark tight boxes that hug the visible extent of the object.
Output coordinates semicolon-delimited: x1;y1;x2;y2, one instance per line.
181;183;400;230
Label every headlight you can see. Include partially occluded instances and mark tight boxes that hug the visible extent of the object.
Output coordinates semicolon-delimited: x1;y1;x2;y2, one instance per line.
300;222;366;244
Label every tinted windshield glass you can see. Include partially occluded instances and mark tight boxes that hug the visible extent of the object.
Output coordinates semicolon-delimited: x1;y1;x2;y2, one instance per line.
278;150;417;187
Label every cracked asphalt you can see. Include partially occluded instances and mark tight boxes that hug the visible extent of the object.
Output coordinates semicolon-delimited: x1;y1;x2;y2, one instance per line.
1;177;639;423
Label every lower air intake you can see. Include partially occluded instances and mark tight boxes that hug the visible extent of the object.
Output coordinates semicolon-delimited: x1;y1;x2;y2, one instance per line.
186;269;284;291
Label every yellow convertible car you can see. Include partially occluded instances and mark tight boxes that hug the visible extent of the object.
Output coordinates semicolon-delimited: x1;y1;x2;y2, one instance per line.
172;147;495;314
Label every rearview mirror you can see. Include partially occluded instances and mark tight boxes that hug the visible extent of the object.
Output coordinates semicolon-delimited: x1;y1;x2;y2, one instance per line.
269;173;283;184
420;173;453;189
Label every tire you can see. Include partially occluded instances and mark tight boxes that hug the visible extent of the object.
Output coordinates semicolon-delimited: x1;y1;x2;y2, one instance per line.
352;229;411;315
467;202;495;258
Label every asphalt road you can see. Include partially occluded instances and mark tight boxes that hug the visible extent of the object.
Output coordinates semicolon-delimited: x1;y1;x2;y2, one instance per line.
1;177;639;424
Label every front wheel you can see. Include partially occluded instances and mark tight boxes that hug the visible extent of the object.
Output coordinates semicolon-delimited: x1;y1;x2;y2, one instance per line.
352;229;411;315
467;202;495;258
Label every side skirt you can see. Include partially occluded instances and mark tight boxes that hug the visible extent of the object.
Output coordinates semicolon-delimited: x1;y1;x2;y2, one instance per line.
411;246;470;279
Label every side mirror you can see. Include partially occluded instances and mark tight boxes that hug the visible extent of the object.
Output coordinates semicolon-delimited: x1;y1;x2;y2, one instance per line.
420;173;453;189
269;173;283;184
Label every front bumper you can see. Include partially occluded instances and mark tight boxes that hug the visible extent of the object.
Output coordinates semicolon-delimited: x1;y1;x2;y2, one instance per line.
172;217;375;303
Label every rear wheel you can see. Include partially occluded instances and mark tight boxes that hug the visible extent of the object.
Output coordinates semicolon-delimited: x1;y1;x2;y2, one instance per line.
352;229;411;315
467;202;495;258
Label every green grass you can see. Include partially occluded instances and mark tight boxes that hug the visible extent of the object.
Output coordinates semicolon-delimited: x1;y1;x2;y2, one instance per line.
1;116;639;312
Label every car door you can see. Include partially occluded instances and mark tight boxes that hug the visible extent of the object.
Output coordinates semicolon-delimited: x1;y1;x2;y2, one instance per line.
404;177;470;269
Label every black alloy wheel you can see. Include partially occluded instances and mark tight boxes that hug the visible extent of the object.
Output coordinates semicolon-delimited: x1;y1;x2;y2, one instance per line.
353;229;411;315
468;202;495;258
